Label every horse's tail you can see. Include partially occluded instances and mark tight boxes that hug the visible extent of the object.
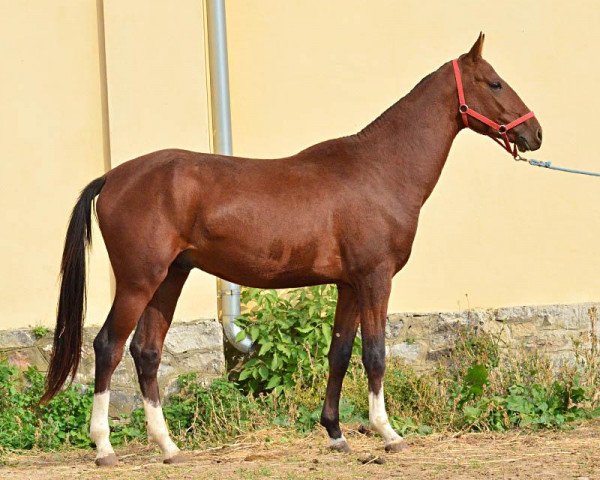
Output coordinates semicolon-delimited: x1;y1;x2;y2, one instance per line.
40;176;106;404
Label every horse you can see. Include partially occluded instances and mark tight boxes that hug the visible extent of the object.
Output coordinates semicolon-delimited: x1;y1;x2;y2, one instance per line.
41;33;542;465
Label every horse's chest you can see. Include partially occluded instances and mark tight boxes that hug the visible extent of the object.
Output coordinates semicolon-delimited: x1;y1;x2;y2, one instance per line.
360;211;419;266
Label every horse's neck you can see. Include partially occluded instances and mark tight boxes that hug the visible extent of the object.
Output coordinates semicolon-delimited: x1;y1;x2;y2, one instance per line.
354;62;462;203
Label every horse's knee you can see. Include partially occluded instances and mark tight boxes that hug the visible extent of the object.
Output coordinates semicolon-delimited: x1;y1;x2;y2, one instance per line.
362;338;386;391
327;337;354;373
362;343;385;374
129;338;142;363
141;348;161;374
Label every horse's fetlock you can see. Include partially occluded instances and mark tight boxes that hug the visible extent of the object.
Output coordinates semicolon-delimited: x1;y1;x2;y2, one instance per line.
90;426;110;444
320;412;337;431
369;414;388;430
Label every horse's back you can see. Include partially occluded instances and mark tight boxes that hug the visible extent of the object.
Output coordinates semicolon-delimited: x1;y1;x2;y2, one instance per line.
95;148;345;282
94;144;415;286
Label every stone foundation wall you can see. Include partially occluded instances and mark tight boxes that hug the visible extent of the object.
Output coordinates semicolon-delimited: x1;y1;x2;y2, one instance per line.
385;303;599;370
1;303;598;414
0;319;225;414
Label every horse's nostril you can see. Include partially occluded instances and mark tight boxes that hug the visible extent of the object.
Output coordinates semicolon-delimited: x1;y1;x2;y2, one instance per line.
536;129;543;142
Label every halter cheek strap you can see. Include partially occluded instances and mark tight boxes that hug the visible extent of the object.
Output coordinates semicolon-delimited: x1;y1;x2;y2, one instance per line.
452;59;535;158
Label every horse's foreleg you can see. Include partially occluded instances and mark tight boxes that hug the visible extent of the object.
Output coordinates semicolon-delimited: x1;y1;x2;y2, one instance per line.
359;277;408;453
320;285;360;452
130;267;189;464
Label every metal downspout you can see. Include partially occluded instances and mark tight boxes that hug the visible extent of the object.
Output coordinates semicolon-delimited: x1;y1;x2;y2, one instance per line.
205;0;252;353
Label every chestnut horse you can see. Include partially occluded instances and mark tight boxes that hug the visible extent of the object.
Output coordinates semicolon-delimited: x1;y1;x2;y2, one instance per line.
42;34;542;465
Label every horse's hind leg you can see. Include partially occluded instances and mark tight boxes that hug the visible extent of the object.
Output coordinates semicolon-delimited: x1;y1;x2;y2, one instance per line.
90;269;169;466
129;266;189;463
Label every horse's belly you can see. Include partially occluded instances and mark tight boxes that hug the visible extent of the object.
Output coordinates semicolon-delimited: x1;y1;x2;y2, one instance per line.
180;233;343;289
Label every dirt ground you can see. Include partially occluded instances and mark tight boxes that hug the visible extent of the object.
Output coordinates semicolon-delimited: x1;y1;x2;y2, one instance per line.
2;419;599;480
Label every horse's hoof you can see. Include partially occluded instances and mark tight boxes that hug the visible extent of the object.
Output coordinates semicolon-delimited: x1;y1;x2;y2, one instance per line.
95;453;118;467
329;438;352;453
163;453;187;464
384;440;409;453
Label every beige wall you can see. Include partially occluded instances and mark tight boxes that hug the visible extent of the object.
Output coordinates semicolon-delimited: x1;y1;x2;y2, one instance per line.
1;0;599;332
0;0;216;329
102;0;216;322
226;0;600;312
0;0;112;328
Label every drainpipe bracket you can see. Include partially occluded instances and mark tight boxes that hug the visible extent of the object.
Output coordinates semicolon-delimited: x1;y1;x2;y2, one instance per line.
217;290;240;297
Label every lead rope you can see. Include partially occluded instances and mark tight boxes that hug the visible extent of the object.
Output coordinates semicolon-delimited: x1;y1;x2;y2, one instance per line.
514;156;600;177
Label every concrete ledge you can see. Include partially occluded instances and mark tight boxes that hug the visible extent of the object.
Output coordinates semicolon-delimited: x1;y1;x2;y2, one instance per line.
2;302;598;413
0;318;225;414
385;302;599;370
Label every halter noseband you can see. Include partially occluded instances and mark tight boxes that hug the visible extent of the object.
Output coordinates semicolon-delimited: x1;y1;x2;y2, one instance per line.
452;59;535;159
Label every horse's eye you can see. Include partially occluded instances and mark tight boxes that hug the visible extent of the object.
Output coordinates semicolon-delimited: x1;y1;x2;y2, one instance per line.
489;81;502;90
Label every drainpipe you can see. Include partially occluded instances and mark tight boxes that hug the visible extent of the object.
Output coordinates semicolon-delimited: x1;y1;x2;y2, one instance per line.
206;0;252;353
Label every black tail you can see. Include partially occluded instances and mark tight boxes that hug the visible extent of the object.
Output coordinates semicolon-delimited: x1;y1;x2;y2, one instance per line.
40;176;106;403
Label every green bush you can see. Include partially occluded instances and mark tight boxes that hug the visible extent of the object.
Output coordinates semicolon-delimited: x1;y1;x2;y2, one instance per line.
0;363;93;451
109;374;278;448
449;335;600;431
234;285;361;393
379;325;600;434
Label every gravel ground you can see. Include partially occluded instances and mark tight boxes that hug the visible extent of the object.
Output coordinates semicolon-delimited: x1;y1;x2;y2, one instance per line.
2;419;599;480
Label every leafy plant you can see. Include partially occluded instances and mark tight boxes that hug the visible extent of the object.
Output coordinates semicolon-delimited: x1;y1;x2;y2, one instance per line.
31;325;49;338
162;375;263;444
235;285;362;393
0;363;93;450
457;364;489;406
2;298;600;454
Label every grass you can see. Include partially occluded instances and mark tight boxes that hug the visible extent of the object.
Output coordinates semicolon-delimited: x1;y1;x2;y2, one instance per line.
1;293;599;455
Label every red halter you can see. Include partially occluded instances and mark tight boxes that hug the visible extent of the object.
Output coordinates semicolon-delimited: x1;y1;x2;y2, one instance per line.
452;59;535;158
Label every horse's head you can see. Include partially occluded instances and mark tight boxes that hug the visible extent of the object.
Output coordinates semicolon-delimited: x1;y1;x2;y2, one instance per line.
457;33;542;153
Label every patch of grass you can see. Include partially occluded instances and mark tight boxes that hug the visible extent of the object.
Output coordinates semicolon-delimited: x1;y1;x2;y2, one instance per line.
1;291;599;454
31;325;49;338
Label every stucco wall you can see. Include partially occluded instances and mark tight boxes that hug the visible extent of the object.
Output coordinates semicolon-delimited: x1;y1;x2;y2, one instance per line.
226;0;600;312
1;1;598;332
0;1;113;328
0;0;216;330
102;0;217;322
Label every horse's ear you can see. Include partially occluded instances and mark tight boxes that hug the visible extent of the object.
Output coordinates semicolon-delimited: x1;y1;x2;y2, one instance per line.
467;32;485;62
